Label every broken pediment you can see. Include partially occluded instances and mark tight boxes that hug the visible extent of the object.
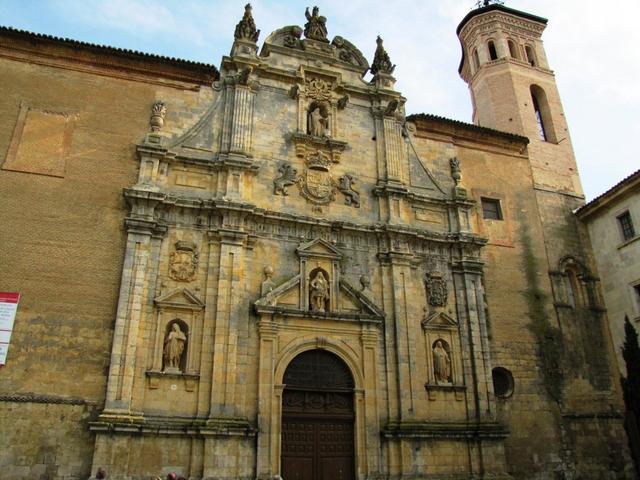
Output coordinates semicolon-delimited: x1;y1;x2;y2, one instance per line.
421;311;458;331
154;288;205;311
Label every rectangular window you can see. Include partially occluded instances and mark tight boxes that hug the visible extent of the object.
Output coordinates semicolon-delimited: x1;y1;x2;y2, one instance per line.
634;284;640;311
481;197;503;220
618;211;636;241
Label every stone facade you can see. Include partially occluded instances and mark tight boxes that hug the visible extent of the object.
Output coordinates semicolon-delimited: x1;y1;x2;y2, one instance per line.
0;4;633;480
576;170;640;374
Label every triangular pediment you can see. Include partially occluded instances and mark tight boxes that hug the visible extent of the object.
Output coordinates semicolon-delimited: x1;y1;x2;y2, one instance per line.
296;238;343;259
154;288;205;310
421;311;458;330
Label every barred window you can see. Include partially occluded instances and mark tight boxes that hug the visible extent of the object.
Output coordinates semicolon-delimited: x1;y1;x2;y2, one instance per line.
618;211;636;241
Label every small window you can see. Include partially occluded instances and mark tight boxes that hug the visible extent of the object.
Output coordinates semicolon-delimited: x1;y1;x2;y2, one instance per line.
532;94;547;141
634;284;640;311
481;197;503;220
488;41;498;60
618;211;636;241
508;40;518;59
473;48;480;70
525;45;537;66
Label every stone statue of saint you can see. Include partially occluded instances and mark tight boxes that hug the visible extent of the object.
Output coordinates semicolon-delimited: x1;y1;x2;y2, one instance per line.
310;271;329;312
308;106;328;137
304;6;328;42
163;323;187;371
433;340;451;384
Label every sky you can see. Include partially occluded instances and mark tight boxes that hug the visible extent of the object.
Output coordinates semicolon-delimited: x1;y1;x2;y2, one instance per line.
1;0;638;201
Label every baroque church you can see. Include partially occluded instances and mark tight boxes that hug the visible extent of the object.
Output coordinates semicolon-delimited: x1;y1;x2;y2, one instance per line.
0;2;634;479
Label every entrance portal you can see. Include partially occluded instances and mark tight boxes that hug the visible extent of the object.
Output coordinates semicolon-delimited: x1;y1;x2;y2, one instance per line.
281;350;355;480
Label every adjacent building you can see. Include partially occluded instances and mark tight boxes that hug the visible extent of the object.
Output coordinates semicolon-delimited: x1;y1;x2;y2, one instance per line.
0;3;633;479
576;169;640;374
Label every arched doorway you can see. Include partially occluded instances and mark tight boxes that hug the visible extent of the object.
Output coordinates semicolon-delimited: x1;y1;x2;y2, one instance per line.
281;349;355;480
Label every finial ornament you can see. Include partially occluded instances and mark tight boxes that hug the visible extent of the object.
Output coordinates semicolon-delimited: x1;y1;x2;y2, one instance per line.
475;0;504;7
304;6;329;42
370;36;395;76
234;3;260;42
150;101;167;132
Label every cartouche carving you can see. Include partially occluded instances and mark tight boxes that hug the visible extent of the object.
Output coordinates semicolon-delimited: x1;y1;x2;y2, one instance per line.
169;241;199;282
425;271;448;307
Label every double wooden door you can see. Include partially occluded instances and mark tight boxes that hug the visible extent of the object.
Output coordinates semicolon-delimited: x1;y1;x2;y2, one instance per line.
281;389;355;480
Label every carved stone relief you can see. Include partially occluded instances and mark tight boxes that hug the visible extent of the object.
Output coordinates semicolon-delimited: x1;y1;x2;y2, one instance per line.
338;174;360;207
273;162;298;196
150;101;167;132
169;241;199;282
425;271;448;307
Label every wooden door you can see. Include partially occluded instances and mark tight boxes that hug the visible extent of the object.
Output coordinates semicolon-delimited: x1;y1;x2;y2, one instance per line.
281;350;355;480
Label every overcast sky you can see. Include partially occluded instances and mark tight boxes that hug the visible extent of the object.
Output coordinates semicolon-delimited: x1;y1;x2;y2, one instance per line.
2;0;637;200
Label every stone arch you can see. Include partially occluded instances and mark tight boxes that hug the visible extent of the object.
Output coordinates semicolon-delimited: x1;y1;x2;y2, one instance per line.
275;337;364;390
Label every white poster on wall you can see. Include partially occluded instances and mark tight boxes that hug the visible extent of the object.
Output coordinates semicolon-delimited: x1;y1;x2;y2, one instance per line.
0;292;20;365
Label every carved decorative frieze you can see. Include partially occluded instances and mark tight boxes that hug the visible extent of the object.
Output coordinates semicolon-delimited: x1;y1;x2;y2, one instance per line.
305;77;332;102
169;241;199;282
298;151;336;205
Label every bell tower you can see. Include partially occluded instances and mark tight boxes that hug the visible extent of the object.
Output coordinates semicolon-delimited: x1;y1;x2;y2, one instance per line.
457;2;582;195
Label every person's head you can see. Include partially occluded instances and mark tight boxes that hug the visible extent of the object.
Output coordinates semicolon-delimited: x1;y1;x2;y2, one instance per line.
167;473;177;480
95;467;107;479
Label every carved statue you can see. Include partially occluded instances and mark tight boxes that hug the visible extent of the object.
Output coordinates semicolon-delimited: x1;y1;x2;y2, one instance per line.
338;174;360;207
273;163;298;195
163;323;187;371
371;36;396;76
234;3;260;42
308;106;328;137
169;241;199;282
450;157;462;185
310;271;329;312
433;340;452;384
150;101;167;132
304;6;328;42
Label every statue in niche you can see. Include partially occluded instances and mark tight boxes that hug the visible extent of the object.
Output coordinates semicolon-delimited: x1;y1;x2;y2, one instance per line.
308;105;329;137
163;323;187;372
310;270;330;312
304;6;328;42
433;340;452;384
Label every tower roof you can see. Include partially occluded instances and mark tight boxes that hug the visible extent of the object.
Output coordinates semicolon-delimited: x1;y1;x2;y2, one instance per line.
456;4;548;73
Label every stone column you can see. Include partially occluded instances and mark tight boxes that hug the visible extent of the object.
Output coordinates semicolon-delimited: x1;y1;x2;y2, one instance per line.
229;85;254;156
256;315;278;480
361;326;382;477
103;218;165;415
452;258;495;421
383;116;405;183
208;228;248;417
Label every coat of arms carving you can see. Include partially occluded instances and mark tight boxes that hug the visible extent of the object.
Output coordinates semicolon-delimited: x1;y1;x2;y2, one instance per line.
425;271;448;307
169;241;199;282
298;151;336;204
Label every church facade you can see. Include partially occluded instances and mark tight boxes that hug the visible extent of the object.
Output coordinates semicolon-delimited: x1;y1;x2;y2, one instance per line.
0;3;633;480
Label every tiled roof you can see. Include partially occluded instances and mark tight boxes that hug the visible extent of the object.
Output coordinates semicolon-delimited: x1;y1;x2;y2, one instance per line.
407;113;529;144
0;25;220;80
575;169;640;217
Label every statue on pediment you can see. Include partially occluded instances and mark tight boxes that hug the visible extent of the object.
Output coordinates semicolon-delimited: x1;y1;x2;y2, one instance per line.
304;6;328;42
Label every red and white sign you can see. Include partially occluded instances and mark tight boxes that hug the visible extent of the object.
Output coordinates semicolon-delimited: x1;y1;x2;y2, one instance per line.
0;292;20;365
